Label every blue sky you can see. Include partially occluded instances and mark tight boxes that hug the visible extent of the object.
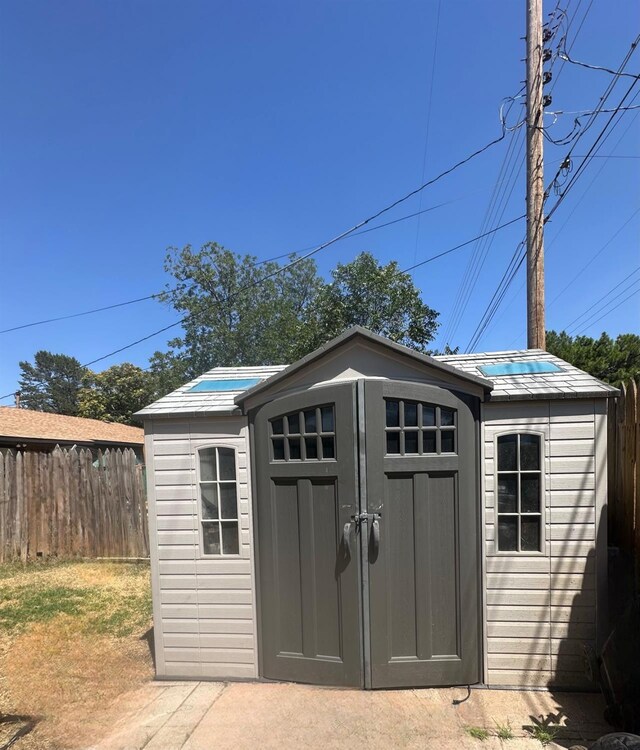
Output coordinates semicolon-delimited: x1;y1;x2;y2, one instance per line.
1;0;638;398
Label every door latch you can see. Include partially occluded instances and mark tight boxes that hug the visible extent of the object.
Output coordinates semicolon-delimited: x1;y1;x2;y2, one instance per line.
350;511;382;531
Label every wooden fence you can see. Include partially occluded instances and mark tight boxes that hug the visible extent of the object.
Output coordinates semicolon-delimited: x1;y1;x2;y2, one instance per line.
0;447;148;562
608;379;640;582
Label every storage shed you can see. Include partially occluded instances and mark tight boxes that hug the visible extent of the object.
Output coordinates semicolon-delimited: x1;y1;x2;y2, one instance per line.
137;326;618;690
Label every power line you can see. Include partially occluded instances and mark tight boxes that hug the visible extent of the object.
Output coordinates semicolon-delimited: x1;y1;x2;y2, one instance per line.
546;105;640;116
544;34;640;216
470;87;637;352
0;127;514;400
572;154;640;158
438;0;573;350
546;0;593;95
564;267;640;333
548;207;640;309
2;167;527;341
501;105;640;350
549;0;593;94
0;212;525;403
401;215;525;274
465;239;527;352
543;104;640;146
469;106;621;352
0;195;460;336
440;123;525;347
79;211;523;365
258;195;460;265
411;0;442;270
88;211;522;376
0;294;160;334
558;49;640;79
546;82;640;225
468;37;640;351
571;287;640;335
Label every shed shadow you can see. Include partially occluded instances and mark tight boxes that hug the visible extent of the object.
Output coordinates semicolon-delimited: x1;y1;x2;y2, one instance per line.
141;627;156;670
515;446;610;746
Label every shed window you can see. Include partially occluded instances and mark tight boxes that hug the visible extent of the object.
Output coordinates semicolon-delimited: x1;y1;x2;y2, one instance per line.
270;405;336;461
496;434;542;552
384;399;456;456
198;447;239;556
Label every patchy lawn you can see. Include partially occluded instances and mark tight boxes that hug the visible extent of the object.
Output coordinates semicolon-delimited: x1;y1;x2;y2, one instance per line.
0;560;154;750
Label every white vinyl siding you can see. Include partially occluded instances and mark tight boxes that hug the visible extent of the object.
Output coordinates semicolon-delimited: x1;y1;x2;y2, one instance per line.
482;399;602;689
145;416;258;680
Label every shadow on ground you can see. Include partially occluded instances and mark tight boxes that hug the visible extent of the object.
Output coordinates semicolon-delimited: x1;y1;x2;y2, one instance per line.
141;627;156;670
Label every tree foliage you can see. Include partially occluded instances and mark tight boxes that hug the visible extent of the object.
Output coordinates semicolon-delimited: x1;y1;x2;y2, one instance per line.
160;243;321;376
157;244;440;380
78;363;157;425
298;252;439;357
13;246;444;416
546;330;640;386
148;350;189;398
18;351;87;415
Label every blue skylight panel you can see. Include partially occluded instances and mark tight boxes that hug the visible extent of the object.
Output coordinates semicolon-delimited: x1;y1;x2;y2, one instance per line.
188;378;262;393
479;361;563;377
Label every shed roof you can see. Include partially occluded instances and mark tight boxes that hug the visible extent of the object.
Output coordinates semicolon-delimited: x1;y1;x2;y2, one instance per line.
137;335;618;418
436;348;618;401
136;366;287;418
0;406;144;446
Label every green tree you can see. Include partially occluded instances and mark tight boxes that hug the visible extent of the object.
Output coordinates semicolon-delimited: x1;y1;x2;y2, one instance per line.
148;350;189;398
159;245;441;378
78;363;158;424
546;330;640;386
18;351;87;415
160;242;322;375
298;252;439;356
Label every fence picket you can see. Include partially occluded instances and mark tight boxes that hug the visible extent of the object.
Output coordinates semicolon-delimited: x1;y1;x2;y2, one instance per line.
608;380;640;588
0;447;147;561
0;455;6;560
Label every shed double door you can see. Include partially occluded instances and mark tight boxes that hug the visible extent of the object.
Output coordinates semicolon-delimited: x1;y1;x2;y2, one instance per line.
253;380;479;689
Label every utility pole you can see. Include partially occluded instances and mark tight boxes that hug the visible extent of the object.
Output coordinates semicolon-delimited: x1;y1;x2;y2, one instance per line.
526;0;546;350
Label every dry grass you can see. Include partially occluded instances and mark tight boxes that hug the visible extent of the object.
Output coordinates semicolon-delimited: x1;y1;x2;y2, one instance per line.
0;560;153;750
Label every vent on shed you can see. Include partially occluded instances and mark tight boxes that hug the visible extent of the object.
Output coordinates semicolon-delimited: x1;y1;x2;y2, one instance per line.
478;361;562;377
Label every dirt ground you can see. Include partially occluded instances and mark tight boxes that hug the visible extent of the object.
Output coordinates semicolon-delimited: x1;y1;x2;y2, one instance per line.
0;560;154;750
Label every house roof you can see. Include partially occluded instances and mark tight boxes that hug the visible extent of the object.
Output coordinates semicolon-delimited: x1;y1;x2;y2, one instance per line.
0;406;144;446
136;328;618;418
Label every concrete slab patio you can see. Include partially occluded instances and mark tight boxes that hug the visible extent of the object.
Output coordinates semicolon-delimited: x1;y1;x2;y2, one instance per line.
88;681;611;750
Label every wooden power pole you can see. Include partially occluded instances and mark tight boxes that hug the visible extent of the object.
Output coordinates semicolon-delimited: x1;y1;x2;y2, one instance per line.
526;0;546;349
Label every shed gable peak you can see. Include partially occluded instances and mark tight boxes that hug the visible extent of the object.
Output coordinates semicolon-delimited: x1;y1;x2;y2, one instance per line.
235;327;492;409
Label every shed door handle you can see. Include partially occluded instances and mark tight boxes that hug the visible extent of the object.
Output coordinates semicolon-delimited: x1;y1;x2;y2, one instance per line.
342;521;353;557
370;518;380;555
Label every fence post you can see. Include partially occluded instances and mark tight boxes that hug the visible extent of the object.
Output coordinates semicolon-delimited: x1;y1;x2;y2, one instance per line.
0;453;6;563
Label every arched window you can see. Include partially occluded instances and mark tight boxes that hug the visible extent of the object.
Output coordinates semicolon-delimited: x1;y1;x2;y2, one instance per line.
496;433;543;552
198;446;239;556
